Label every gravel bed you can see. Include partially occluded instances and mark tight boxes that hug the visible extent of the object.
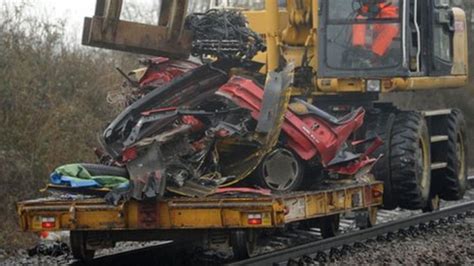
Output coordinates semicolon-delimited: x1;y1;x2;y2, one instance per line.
0;241;166;265
94;241;166;257
0;249;71;266
336;216;474;265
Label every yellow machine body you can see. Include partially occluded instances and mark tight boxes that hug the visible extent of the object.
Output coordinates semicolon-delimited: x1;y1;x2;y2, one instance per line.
82;0;470;94
245;0;469;93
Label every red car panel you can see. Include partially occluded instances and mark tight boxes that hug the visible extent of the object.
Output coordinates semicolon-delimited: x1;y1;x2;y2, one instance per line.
218;76;365;166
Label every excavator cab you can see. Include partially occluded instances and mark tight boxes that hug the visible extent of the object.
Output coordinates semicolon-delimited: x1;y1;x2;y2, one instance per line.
321;0;402;71
318;0;469;83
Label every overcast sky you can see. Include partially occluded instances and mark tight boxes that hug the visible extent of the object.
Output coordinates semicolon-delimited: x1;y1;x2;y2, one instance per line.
0;0;157;41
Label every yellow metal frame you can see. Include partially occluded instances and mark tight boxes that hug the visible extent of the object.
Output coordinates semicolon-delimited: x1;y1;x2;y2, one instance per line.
18;182;383;232
316;76;468;93
245;0;469;94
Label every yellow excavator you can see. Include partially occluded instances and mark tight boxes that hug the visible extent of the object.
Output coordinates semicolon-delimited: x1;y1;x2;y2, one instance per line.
83;0;471;212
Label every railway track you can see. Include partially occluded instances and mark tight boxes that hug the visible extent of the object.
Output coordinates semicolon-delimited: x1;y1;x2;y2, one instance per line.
229;201;474;265
69;176;474;265
227;176;474;265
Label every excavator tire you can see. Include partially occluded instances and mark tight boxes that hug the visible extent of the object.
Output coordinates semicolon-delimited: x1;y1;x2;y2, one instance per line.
390;111;431;210
362;110;398;210
437;109;468;201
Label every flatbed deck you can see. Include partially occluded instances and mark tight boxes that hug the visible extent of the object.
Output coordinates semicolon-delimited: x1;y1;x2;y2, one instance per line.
17;181;383;232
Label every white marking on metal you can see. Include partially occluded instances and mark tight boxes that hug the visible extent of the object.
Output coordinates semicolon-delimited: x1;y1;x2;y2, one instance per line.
431;135;449;143
431;162;448;170
421;109;452;117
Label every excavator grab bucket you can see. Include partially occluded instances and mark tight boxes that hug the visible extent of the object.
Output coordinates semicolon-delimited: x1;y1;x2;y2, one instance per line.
82;0;192;58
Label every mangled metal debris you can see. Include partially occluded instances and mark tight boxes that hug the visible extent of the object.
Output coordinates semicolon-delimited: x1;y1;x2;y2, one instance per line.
185;9;266;60
101;62;296;201
47;10;382;204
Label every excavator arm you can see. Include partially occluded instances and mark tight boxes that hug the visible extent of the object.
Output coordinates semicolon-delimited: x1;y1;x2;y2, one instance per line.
82;0;192;58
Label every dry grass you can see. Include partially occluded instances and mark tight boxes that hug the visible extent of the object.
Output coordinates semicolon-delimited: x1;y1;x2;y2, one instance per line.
0;3;135;250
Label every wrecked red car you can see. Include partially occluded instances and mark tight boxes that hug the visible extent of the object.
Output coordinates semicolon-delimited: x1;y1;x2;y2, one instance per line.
95;58;380;201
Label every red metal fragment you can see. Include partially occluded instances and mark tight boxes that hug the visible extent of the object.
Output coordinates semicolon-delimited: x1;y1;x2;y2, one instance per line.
181;115;205;132
214;187;272;196
122;147;138;162
217;76;366;165
139;58;200;87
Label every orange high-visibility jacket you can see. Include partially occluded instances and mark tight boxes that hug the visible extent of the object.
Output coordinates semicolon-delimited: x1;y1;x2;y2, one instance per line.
352;3;399;56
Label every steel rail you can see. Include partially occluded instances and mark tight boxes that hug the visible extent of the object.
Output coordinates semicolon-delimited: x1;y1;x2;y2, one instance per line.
229;201;474;266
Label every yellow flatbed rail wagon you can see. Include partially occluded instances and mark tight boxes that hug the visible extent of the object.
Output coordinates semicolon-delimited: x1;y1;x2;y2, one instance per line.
17;181;382;260
18;182;382;231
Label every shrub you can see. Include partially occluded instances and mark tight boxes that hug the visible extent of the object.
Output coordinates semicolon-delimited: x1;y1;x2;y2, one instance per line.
0;2;133;250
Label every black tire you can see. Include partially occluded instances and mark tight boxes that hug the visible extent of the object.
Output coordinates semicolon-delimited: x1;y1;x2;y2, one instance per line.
438;109;468;201
70;231;95;262
81;163;129;178
362;110;398;210
231;230;258;260
390;111;431;210
254;148;304;192
319;214;340;239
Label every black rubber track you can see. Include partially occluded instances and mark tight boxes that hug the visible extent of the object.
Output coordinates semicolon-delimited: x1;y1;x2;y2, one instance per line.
438;109;468;200
390;111;431;210
81;163;129;178
363;110;398;210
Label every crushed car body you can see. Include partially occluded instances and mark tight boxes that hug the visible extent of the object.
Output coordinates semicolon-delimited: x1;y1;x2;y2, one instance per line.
46;10;381;203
